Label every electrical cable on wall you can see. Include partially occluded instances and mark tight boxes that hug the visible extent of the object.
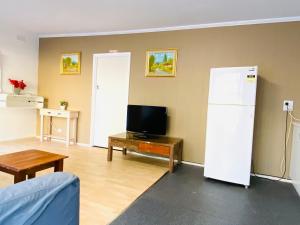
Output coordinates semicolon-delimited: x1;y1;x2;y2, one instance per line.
279;109;300;181
288;111;300;122
278;111;288;181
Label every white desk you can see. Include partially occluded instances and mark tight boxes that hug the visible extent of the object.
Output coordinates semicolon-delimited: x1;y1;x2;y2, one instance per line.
40;108;79;146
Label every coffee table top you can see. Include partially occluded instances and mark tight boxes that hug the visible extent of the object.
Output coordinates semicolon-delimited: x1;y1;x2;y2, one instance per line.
0;150;68;172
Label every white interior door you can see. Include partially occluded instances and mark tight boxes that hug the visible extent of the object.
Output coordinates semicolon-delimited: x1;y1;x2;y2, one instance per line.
91;52;131;147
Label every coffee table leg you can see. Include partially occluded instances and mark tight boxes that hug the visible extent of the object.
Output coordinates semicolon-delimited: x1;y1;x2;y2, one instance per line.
14;173;26;184
28;172;36;179
54;159;64;172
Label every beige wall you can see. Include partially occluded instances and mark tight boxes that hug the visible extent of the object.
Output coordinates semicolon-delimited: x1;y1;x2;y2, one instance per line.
38;22;300;177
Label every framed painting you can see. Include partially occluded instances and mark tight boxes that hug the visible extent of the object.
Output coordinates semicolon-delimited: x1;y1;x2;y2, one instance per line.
60;52;81;75
145;49;177;77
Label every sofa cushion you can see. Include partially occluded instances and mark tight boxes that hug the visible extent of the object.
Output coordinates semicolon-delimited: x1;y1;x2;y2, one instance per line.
0;172;79;225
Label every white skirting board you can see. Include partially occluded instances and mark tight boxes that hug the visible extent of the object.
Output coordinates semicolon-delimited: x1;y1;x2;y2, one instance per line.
123;151;291;183
35;136;90;147
34;136;291;183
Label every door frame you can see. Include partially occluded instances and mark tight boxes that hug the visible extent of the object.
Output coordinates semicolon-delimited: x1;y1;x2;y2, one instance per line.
90;52;131;146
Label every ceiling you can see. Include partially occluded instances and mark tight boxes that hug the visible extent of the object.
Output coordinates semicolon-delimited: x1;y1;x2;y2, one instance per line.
1;0;300;36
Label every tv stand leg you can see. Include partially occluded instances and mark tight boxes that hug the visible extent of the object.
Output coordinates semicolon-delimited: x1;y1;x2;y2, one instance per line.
122;148;127;155
169;147;174;173
107;143;113;161
177;141;183;165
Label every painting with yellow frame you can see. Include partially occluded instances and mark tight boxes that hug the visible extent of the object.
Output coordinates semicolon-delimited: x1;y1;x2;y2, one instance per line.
60;52;81;75
145;49;177;77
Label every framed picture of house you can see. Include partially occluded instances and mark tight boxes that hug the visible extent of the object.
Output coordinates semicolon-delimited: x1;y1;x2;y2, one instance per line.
60;52;81;75
145;49;177;77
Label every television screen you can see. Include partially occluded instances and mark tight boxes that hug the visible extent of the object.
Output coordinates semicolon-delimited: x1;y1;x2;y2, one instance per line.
126;105;167;136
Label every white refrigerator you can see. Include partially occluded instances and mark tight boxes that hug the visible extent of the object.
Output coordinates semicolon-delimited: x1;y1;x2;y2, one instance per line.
204;66;258;187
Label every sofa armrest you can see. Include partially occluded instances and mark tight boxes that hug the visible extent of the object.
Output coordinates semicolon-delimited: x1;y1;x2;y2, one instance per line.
0;172;80;225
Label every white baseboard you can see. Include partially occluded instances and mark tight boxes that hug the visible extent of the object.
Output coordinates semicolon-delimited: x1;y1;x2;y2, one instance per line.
76;142;92;147
0;136;37;142
181;160;290;182
33;136;291;183
129;151;169;161
129;151;204;167
182;161;204;167
129;151;290;183
35;136;91;147
251;173;291;183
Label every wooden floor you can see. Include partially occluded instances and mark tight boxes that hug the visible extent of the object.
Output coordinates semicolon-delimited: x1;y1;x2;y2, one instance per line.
0;138;168;225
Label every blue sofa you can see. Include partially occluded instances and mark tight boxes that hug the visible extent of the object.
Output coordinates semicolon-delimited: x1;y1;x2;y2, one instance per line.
0;172;80;225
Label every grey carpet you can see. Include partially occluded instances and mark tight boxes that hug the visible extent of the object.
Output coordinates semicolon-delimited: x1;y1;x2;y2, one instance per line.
110;165;300;225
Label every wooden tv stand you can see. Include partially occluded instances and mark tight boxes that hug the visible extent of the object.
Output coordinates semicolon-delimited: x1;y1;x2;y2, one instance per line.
107;132;183;172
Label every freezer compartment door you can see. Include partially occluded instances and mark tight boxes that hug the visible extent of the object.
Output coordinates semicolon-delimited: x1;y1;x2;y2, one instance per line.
208;66;257;106
204;105;255;186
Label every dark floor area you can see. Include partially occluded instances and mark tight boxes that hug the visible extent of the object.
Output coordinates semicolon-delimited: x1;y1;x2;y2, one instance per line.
110;165;300;225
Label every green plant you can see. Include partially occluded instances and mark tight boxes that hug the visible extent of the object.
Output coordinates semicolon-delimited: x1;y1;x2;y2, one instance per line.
59;100;68;106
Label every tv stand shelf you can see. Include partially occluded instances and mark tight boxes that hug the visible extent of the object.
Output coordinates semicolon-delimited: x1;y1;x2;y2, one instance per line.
107;132;183;172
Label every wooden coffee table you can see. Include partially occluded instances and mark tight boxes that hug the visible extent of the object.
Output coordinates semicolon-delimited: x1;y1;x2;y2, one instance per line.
0;150;68;183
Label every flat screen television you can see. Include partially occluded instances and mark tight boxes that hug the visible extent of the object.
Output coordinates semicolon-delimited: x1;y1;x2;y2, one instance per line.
126;105;167;138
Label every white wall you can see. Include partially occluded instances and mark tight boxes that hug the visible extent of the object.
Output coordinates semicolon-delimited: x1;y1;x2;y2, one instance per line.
0;24;39;141
290;123;300;196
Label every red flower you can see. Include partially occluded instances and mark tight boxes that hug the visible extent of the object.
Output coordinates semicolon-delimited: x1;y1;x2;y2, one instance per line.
9;79;19;88
8;79;27;90
19;80;27;90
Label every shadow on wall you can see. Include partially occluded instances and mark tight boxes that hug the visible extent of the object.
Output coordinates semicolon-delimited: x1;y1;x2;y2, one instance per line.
252;76;285;176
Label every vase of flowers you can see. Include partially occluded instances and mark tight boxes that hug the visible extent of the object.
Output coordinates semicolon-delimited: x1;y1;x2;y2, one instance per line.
59;100;68;110
9;79;27;95
13;87;21;95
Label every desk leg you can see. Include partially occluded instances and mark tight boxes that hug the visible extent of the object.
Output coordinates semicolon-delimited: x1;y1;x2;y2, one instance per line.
40;115;44;142
14;172;26;184
73;118;78;144
169;147;174;173
66;118;70;146
54;160;64;172
49;116;52;141
107;144;113;161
